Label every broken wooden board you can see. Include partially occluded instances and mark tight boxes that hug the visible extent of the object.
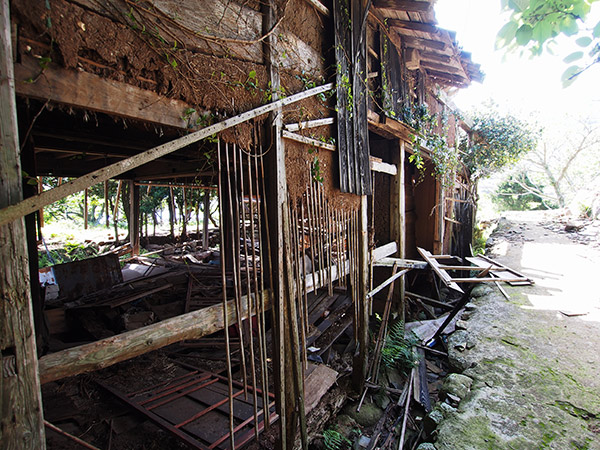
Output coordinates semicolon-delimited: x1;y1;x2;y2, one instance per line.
417;247;463;293
373;257;428;270
465;255;533;285
304;363;338;415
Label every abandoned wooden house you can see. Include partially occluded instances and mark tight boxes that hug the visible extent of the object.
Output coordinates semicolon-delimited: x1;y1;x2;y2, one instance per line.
1;0;486;448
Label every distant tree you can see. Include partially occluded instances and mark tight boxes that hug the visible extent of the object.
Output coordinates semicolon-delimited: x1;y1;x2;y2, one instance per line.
493;172;554;210
497;0;600;85
461;107;540;180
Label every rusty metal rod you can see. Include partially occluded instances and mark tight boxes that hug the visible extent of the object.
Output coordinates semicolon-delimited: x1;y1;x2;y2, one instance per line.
217;141;235;450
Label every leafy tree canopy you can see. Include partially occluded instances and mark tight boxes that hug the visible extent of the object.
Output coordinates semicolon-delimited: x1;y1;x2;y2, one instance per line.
497;0;600;85
461;108;540;180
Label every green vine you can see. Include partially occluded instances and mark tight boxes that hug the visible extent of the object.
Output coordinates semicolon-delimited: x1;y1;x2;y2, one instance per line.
404;103;460;189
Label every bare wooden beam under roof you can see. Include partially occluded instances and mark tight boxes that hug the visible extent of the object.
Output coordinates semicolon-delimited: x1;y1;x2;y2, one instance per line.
374;0;433;12
401;35;446;51
15;55;194;130
387;18;439;34
420;51;453;64
425;69;470;87
421;60;463;74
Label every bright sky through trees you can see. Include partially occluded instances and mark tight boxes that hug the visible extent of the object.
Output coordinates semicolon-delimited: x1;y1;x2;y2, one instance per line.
434;0;600;123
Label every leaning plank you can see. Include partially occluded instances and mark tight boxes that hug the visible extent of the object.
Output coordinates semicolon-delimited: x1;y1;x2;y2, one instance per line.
466;255;533;284
303;0;331;16
281;130;336;151
417;247;463;293
15;55;192;129
366;269;410;299
372;241;398;262
0;82;334;226
38;291;271;384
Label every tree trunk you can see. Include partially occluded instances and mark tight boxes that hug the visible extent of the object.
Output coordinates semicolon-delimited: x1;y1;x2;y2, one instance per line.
168;187;175;238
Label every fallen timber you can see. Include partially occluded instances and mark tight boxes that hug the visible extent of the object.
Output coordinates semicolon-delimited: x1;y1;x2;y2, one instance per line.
38;290;271;384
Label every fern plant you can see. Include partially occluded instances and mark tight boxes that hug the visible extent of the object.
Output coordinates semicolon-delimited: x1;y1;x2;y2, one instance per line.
380;321;420;374
323;429;352;450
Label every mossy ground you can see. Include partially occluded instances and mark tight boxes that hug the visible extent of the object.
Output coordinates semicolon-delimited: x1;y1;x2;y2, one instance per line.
434;213;600;449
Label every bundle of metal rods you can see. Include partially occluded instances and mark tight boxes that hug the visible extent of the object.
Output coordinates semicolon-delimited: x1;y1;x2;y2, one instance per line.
217;140;271;448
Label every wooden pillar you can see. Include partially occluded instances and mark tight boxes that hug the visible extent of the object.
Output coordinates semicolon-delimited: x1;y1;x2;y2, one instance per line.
37;177;44;228
129;180;140;255
104;180;109;228
353;195;369;392
0;0;46;445
390;140;406;317
202;191;210;249
83;188;88;229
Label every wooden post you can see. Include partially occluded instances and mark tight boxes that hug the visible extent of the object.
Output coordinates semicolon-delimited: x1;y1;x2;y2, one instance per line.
84;188;88;229
0;0;46;445
390;140;406;317
104;180;109;228
202;191;210;249
37;177;44;228
353;195;370;392
129;181;140;255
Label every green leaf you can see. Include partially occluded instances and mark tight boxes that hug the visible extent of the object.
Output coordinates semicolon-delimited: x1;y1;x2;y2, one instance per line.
563;51;584;63
575;36;592;47
496;21;519;48
532;20;553;43
248;70;256;80
561;64;581;87
593;20;600;38
560;16;579;36
515;24;533;45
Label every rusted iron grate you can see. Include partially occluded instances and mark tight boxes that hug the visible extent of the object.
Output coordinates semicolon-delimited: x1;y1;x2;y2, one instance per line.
97;368;276;449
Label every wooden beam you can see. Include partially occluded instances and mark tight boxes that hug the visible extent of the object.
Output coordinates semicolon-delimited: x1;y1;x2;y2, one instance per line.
281;130;336;151
374;0;433;12
367;110;414;141
425;69;469;87
0;82;334;226
373;257;428;270
284;117;335;131
366;269;411;299
134;182;217;190
372;241;398;262
38;291;271;384
387;19;439;34
0;0;46;445
421;60;463;74
400;35;446;52
417;247;463;293
420;51;452;64
370;158;397;175
15;55;193;130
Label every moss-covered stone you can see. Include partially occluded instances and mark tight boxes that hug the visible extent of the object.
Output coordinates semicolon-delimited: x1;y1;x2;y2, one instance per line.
342;402;382;428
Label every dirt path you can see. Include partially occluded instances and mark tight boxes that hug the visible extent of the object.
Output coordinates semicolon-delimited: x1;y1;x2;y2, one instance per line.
434;211;600;450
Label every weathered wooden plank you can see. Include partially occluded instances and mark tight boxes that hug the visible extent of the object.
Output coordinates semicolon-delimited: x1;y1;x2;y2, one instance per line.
38;291;271;384
14;55;193;130
281;130;336;151
387;19;439;34
402;35;446;52
417;247;463;293
334;0;354;193
0;82;334;226
374;0;433;12
284;117;335;131
370;158;397;175
367;110;413;141
304;364;338;414
366;269;410;299
0;0;46;445
372;241;398;262
352;0;372;195
373;257;427;270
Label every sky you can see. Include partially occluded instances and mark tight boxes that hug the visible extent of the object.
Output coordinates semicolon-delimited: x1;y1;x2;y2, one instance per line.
434;0;600;125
